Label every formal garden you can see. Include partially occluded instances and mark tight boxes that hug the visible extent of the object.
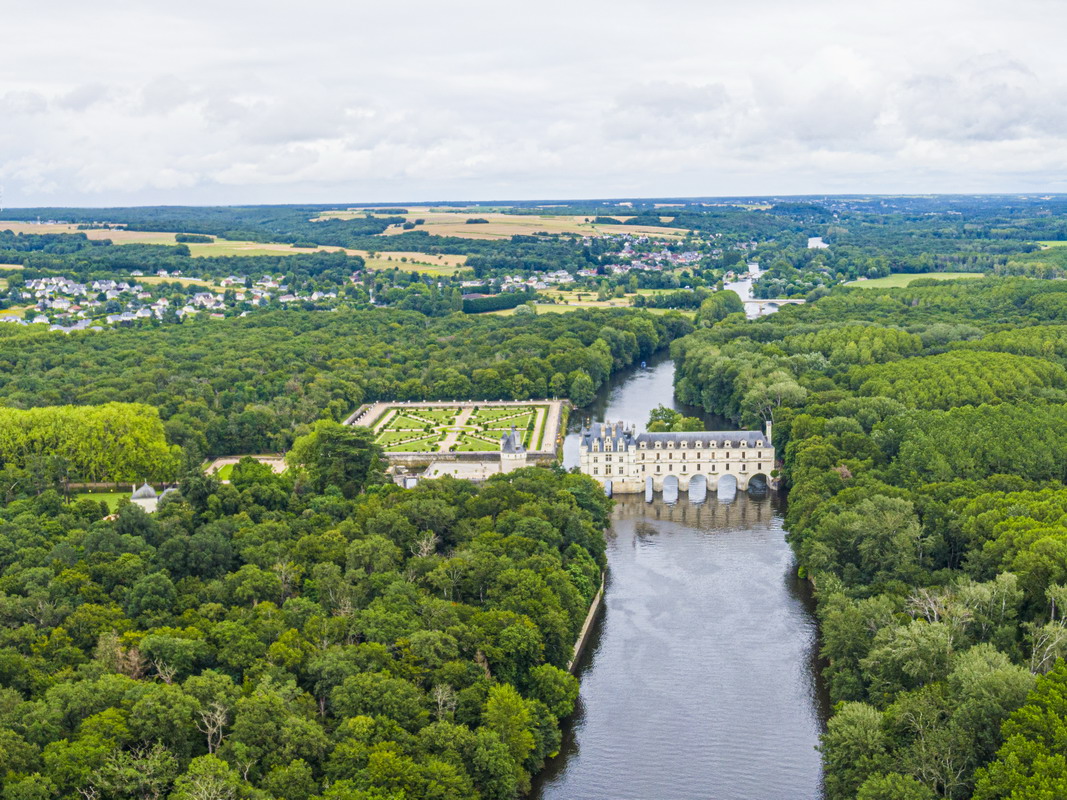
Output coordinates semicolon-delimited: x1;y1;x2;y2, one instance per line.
371;402;550;453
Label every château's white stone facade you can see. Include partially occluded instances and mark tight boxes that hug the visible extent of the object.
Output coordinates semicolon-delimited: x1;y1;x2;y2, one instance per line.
578;421;775;493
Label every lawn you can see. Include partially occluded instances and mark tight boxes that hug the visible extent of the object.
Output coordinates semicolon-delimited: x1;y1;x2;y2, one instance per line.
383;414;440;431
402;407;459;425
1039;241;1067;248
72;491;129;510
845;272;984;288
213;464;234;481
470;406;536;424
377;430;442;448
452;433;503;452
383;436;445;453
477;413;533;431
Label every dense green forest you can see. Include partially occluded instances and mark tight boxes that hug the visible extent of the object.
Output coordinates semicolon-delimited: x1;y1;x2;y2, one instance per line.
672;276;1067;798
0;420;613;798
0;309;689;465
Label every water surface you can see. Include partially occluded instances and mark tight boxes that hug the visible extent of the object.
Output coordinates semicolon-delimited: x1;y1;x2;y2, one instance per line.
537;356;827;800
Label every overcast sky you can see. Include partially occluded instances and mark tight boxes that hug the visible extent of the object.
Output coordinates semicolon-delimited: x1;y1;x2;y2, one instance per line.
3;0;1066;206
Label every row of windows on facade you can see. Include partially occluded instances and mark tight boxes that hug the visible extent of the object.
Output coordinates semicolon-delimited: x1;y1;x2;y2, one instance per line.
591;451;764;462
590;439;766;452
592;462;765;475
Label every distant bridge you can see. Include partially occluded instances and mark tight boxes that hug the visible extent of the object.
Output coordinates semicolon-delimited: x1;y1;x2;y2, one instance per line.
743;298;805;314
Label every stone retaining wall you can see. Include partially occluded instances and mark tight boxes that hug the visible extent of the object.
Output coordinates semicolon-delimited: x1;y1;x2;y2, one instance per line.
568;571;606;673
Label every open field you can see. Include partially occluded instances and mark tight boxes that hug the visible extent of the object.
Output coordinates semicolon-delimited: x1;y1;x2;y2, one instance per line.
136;274;215;288
314;207;687;240
1039;241;1067;248
845;272;984;288
0;221;367;260
357;251;467;274
0;222;178;245
490;303;693;317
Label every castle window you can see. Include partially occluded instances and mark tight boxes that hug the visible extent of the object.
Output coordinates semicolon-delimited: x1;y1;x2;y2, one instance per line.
682;464;687;472
606;466;611;475
758;463;763;471
758;451;762;458
593;467;598;475
742;464;747;471
712;464;717;472
593;456;598;463
605;455;612;462
656;465;661;473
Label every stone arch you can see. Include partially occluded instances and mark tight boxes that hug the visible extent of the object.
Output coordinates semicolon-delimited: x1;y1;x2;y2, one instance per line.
603;479;613;497
715;473;738;501
745;472;771;494
645;476;654;503
688;474;707;504
662;474;679;504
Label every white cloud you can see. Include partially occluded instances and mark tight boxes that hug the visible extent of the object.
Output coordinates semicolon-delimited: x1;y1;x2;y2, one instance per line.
1;0;1066;204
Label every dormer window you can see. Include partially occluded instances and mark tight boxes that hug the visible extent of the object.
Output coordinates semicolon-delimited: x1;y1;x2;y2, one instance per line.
680;440;687;449
640;441;647;449
655;442;662;449
709;441;716;449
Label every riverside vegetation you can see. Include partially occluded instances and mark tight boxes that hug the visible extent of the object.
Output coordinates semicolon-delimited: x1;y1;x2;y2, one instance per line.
673;276;1067;799
0;427;612;800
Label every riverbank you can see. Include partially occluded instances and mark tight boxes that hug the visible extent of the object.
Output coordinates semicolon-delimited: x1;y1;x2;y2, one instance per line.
567;572;605;673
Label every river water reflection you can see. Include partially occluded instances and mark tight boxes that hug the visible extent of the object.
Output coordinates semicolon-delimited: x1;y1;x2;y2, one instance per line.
536;355;827;800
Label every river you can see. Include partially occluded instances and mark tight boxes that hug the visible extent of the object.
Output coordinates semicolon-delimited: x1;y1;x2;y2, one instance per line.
535;354;828;800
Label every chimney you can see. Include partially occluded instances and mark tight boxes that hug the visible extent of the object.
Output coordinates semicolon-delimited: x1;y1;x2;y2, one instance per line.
765;419;773;446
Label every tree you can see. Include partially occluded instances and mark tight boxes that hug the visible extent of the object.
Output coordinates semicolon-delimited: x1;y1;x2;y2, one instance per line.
287;421;384;498
568;371;595;406
697;290;743;325
483;684;535;792
820;702;892;800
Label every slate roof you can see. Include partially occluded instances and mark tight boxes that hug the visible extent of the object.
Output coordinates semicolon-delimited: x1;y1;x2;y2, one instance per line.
580;421;768;449
500;426;526;454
